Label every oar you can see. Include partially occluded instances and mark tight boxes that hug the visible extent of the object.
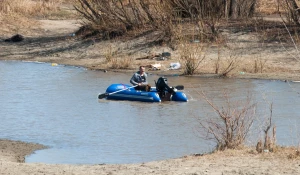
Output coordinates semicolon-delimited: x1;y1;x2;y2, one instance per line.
98;85;138;99
174;85;184;90
151;85;184;90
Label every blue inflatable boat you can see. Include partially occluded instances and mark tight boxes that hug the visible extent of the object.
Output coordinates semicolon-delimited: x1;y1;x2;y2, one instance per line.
98;77;188;102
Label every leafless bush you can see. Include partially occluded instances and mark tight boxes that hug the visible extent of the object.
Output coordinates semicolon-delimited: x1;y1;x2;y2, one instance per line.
232;0;257;19
254;57;267;73
74;0;258;42
277;0;300;26
218;51;240;77
197;90;256;150
166;0;224;42
178;42;207;75
256;102;277;153
166;0;256;19
261;103;276;151
212;43;241;76
275;19;300;63
215;46;221;74
74;0;172;39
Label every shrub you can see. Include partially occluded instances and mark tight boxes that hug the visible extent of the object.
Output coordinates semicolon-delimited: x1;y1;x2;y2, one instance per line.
198;90;256;150
74;0;258;43
178;42;207;75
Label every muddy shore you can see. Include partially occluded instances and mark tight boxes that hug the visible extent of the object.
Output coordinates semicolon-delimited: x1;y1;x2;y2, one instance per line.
0;139;300;175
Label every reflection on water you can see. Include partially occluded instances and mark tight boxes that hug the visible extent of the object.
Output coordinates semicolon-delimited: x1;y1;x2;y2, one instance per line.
0;60;299;164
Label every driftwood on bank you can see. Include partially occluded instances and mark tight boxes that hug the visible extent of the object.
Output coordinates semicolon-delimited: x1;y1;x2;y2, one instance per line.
135;52;171;60
135;55;160;60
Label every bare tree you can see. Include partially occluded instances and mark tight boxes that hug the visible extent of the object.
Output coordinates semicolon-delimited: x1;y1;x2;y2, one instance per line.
229;0;238;19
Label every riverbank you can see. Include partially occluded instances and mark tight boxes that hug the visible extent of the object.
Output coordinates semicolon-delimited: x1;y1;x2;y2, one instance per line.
1;18;300;82
0;139;299;175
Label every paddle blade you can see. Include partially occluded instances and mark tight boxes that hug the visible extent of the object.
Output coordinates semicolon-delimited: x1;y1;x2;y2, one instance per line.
175;85;184;90
98;93;108;99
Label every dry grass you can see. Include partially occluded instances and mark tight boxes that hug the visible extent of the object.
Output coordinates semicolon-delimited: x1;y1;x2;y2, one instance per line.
256;0;279;14
102;45;134;69
256;0;300;14
110;57;134;69
104;45;116;63
210;146;300;160
0;0;76;35
0;13;39;35
0;0;63;16
237;56;267;74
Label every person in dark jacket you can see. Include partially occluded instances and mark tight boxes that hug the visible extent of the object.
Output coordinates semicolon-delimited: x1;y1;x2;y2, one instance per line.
130;66;150;91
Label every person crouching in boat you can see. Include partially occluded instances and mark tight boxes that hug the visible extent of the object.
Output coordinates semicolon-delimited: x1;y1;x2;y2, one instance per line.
130;66;151;91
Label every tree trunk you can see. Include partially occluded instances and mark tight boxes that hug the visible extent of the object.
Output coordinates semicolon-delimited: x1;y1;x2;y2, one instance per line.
224;0;229;19
249;0;256;17
229;0;238;19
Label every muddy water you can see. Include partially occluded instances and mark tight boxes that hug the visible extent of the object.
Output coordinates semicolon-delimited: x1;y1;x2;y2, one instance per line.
0;60;299;164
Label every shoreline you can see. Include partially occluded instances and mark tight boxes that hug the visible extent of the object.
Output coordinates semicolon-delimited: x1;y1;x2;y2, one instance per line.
0;139;299;175
0;139;46;163
1;58;299;83
1;19;300;82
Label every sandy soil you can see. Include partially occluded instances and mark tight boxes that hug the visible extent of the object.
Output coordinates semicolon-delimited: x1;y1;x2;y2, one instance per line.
0;139;300;175
1;7;300;174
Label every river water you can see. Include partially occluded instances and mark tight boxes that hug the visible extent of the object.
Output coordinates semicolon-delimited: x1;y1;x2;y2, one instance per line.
0;60;299;164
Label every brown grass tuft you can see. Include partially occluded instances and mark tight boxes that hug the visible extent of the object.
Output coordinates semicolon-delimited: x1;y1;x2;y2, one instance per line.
110;57;133;69
256;0;280;14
